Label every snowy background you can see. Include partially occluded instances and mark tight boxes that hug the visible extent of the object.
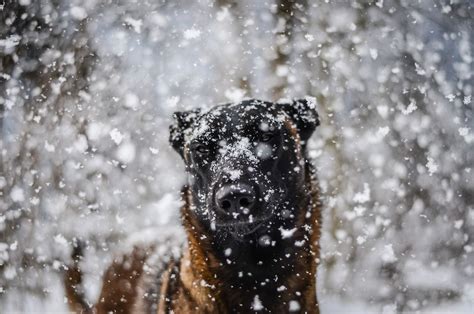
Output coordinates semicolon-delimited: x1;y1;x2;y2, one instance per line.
1;0;473;312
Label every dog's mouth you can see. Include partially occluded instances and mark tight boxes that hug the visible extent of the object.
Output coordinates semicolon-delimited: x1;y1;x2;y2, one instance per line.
213;214;273;238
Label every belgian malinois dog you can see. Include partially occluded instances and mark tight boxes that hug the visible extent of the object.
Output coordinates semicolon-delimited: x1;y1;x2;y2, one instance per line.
65;98;322;313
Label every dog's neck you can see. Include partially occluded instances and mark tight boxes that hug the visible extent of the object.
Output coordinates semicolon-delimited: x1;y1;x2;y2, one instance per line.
179;164;321;313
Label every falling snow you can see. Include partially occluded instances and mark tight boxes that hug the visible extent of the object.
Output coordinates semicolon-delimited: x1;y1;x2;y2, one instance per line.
426;157;439;176
109;128;124;145
252;295;264;311
0;0;472;313
183;28;202;40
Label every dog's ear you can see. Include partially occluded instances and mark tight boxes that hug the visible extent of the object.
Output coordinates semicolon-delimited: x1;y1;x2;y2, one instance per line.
279;97;320;142
169;109;201;157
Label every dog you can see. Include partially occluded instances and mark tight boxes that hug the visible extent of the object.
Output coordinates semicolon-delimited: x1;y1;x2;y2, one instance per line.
64;98;322;313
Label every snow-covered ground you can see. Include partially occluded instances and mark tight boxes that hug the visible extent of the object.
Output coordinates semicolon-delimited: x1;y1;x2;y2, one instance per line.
2;280;472;314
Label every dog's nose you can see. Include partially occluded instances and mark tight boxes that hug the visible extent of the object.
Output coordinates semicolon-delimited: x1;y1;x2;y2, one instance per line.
215;184;256;214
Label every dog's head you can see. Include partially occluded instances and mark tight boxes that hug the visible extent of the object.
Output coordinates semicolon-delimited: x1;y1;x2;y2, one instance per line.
170;98;319;244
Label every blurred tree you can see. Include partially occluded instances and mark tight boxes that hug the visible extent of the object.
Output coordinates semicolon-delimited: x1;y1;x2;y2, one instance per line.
1;0;95;295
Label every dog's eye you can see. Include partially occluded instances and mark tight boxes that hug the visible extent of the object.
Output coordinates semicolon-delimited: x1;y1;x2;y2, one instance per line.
194;144;210;156
261;132;274;142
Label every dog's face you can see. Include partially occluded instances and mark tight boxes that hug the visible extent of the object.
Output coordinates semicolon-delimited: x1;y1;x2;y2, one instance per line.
170;99;319;245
